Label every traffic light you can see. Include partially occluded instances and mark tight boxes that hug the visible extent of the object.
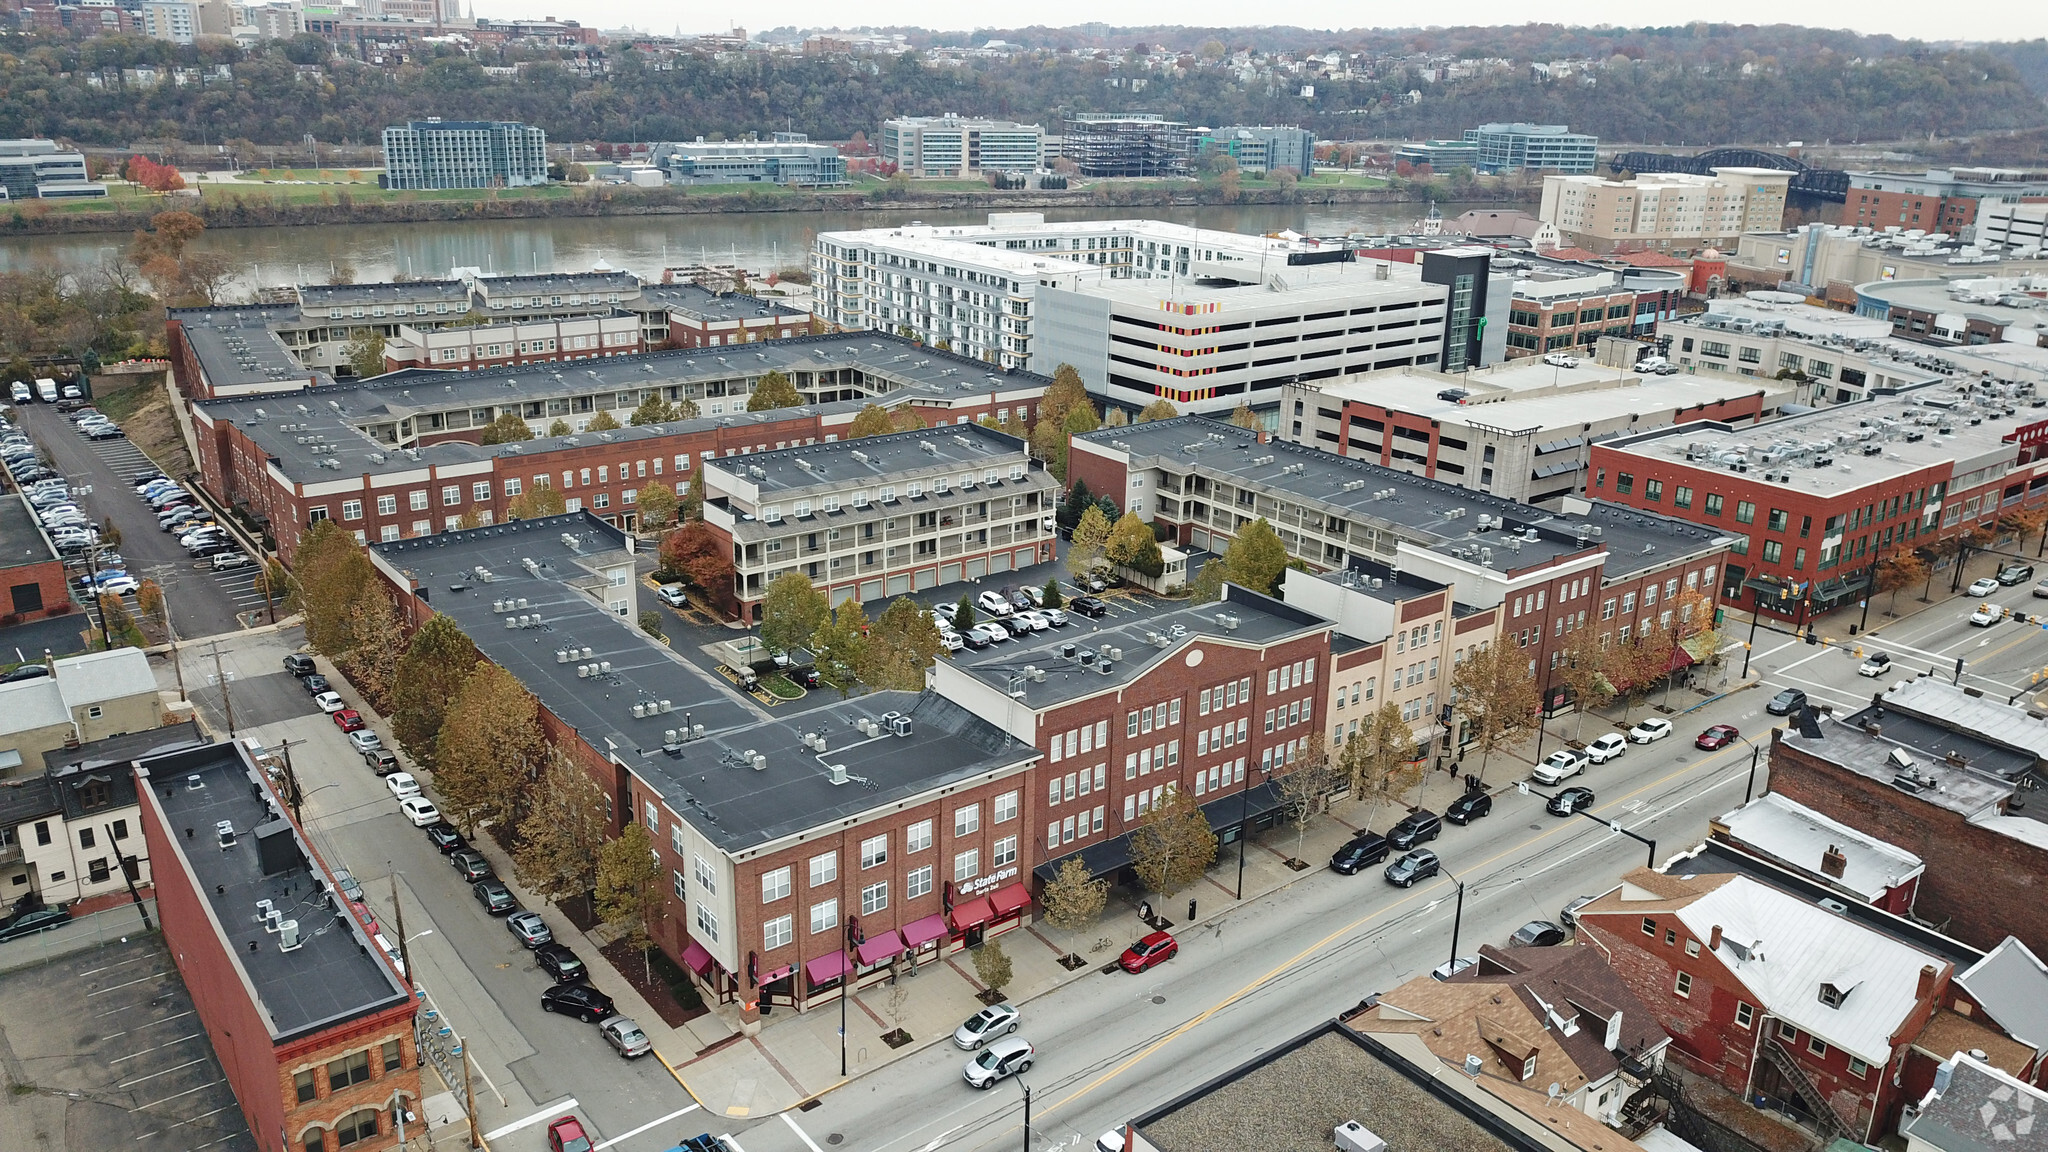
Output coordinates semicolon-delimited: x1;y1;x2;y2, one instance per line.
1806;629;1818;645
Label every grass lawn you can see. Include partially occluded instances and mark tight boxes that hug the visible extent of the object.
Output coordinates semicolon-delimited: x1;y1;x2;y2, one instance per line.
759;672;805;700
233;167;380;183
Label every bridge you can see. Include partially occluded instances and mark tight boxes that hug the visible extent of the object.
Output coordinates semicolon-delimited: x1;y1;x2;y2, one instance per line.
1609;149;1851;201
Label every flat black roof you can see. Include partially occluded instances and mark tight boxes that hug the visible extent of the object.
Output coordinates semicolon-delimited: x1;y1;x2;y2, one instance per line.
139;742;409;1042
0;493;57;570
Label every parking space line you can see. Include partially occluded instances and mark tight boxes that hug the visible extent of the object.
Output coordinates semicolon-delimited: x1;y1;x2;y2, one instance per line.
482;1100;578;1142
109;1033;205;1064
133;1077;223;1112
79;955;152;977
164;1104;233;1131
721;1136;748;1152
102;1009;194;1041
780;1112;826;1152
594;1103;701;1150
88;971;168;996
117;1057;207;1088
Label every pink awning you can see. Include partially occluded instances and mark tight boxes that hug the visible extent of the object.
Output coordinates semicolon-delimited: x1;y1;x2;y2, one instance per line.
901;914;949;948
988;883;1032;919
759;963;796;985
805;950;852;986
855;930;905;966
681;939;713;977
948;896;995;932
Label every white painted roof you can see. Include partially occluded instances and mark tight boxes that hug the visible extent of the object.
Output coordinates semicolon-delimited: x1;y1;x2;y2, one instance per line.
1957;937;2048;1051
1676;875;1945;1064
0;679;69;735
1717;793;1925;901
1884;678;2048;764
53;648;156;708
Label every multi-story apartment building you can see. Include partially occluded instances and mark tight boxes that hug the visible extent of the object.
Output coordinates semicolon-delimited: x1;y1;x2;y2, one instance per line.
0;137;105;200
379;119;548;191
1540;168;1793;252
1498;261;1640;355
1832;168;2048;233
647;135;848;188
1200;125;1315;175
139;740;420;1152
1394;140;1481;171
140;0;200;42
380;313;645;372
1463;123;1598;175
1061;114;1195;178
1067;417;1734;683
1277;359;1792;507
1588;380;2048;620
880;116;1044;177
700;424;1059;618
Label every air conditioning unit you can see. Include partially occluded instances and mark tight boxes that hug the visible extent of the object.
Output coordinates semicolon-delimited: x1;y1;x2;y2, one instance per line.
1334;1122;1388;1152
277;920;302;952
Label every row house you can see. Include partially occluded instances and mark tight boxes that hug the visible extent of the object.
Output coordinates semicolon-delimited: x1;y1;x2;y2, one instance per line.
380;314;644;372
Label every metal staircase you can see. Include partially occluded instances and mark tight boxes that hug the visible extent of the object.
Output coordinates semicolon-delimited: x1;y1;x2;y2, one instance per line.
1758;1038;1853;1141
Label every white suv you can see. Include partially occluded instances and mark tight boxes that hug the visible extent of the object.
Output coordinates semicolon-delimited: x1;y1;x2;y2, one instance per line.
1584;733;1627;764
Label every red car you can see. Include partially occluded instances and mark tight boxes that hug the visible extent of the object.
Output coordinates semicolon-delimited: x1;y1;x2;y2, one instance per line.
1695;724;1740;750
332;708;365;733
1118;930;1178;973
546;1116;592;1152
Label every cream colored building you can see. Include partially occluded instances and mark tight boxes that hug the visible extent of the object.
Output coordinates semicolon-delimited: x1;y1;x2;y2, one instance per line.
0;649;165;780
1540;167;1791;252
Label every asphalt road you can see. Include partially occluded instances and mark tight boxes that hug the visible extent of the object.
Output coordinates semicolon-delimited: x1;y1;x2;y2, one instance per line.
11;401;259;640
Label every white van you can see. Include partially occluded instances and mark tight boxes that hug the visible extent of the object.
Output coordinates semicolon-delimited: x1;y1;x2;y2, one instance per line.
8;381;28;404
34;378;58;403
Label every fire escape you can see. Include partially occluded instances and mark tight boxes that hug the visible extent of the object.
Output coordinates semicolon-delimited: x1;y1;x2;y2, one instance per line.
1756;1038;1854;1142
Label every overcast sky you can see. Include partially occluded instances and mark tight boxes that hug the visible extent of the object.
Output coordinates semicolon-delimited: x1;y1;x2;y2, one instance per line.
480;3;2046;45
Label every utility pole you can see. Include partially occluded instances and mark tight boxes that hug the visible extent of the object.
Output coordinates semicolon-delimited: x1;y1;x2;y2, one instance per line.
108;821;152;931
208;642;236;736
276;738;304;824
461;1034;479;1150
391;868;413;989
145;565;186;702
1021;1081;1032;1152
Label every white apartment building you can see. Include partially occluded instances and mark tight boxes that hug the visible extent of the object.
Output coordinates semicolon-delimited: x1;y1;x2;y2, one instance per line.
881;115;1044;177
1980;202;2048;255
1540;167;1792;252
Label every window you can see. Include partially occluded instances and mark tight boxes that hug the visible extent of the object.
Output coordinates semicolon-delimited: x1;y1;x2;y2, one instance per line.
955;803;980;836
334;1109;379;1148
762;867;790;903
1779;1020;1798;1041
409;490;428;512
994;791;1018;823
1806;1036;1828;1058
296;1068;317;1103
1705;494;1723;517
1644;480;1663;503
1674;486;1691;509
694;903;718;942
1761;541;1782;565
1674;971;1693;998
993;836;1017;867
442;485;462;507
861;882;888;915
1735;1002;1755;1029
1736;500;1756;525
473;481;491;502
859;834;888;869
1614;472;1633;495
327;1050;371;1090
907;820;933;853
809;852;837;887
692;855;716;896
764;914;792;950
810;899;837;934
382;1040;401;1072
907;864;933;899
377;495;397;516
342;499;362;520
1642;918;1656;936
1848;1056;1870;1078
1767;508;1788;532
954;848;979;882
1818;983;1847;1008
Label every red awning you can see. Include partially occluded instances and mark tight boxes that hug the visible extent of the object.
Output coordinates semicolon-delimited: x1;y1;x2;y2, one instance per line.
855;930;905;967
901;913;950;948
988;883;1032;919
759;963;796;985
1665;644;1696;673
681;939;714;977
805;950;852;986
948;896;995;932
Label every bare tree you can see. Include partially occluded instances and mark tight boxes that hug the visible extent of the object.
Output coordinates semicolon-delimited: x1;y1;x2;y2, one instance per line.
1275;734;1343;867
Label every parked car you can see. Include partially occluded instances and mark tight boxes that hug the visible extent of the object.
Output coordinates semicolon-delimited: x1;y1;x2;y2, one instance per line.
1118;930;1179;973
1443;791;1492;825
2034;577;2048;599
211;552;252;571
1695;724;1740;750
599;1015;651;1059
1384;848;1442;887
971;622;1011;645
1766;688;1808;716
1532;748;1588;785
1431;957;1478;982
95;575;138;596
313;691;345;713
1968;577;2001;597
1858;652;1893;677
1999;564;2035;586
506;911;552;948
398;796;440;826
1007;589;1037;612
332;708;365;733
545;1117;592;1152
283;654;316;677
1510;920;1567;948
959;629;991;650
1386;809;1442;849
451;850;492;882
1;664;51;683
1329;832;1392;875
540;982;616;1022
535;942;586;984
347;730;382;753
364;750;400;776
954;1003;1021;1049
655;584;687;607
472;879;516;914
938;632;965;654
1547;786;1597;816
0;905;71;942
1039;608;1069;627
385;772;421;799
331;869;364;904
1584;733;1628;764
1559;894;1598;928
423;823;465;854
1010;610;1050;632
1069;595;1110;618
301;674;331;696
962;1036;1034;1089
976;590;1014;616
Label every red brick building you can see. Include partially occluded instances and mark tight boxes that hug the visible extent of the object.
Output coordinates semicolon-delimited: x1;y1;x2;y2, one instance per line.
136;741;419;1152
1;495;72;625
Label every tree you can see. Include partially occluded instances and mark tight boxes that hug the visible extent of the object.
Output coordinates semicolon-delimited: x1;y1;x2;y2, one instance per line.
810;599;871;689
847;403;895;438
333;584;403;709
506;484;567;520
97;591;141;648
1450;642;1539;781
746;370;802;411
1872;549;1929;614
2004;508;2048;555
890;405;928;433
546;418;573;437
857;597;945;690
1041;577;1063;609
1276;734;1343;867
661;520;735;605
135;579;169;639
1129;786;1218;898
390;614;474;770
595;820;666;985
1198;518;1289;599
1068;505;1112;579
1553;625;1617;739
1038;856;1108;967
953;594;977;633
513;747;609;907
629;393;694;425
478;412;533;444
1104;511;1163;578
639;610;665;638
293;520;375;659
341;330;385;379
680;467;706;522
586;410;623;432
761;572;830;656
636;481;679;533
1342;699;1424;831
433;660;545;835
971;936;1014;998
1136;398;1180;422
1229;404;1261;430
1103;407;1129;428
1058;479;1094;530
260;558;294;614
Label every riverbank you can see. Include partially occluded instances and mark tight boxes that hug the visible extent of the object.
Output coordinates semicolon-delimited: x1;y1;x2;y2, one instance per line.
2;178;1530;238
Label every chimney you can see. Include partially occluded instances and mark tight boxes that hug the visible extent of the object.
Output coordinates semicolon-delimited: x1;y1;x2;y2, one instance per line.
1709;924;1723;951
1917;965;1938;1001
1820;844;1848;879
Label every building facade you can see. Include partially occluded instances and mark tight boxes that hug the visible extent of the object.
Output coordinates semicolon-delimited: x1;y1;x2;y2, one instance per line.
880;116;1044;177
379;119;548;190
1540;168;1792;252
0;649;165;783
1201;125;1315;175
648;136;848;188
0;138;104;200
1832;168;2048;233
1061;114;1194;177
1395;140;1481;171
1464;124;1598;174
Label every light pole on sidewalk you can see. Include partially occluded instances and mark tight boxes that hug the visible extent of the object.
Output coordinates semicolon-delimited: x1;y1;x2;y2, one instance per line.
1442;866;1467;975
1234;759;1273;900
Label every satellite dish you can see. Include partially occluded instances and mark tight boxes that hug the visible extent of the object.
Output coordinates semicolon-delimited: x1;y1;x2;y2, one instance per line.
1547;1083;1562;1103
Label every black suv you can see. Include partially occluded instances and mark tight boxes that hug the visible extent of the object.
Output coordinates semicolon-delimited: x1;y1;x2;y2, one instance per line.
1444;791;1492;825
1068;595;1110;618
1329;832;1391;875
1387;809;1442;849
283;654;316;677
541;981;616;1022
1765;688;1808;716
1999;564;2036;586
535;942;587;984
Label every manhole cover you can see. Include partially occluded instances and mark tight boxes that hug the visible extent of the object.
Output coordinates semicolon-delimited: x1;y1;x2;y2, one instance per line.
1151;995;1166;1004
1528;824;1542;830
827;1135;843;1146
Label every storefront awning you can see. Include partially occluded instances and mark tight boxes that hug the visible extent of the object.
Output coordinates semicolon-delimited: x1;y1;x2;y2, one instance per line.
759;963;796;986
1199;779;1287;833
1033;834;1135;883
988;883;1032;919
805;950;852;986
855;930;905;967
901;913;950;949
948;897;996;932
681;939;714;977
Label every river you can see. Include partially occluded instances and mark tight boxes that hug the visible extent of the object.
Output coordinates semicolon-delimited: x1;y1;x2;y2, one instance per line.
0;200;1494;294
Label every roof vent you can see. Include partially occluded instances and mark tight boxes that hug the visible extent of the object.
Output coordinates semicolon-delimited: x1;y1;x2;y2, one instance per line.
216;820;236;849
827;764;850;785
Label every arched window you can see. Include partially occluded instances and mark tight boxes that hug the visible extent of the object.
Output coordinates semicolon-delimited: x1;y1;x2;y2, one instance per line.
301;1128;326;1152
334;1109;379;1147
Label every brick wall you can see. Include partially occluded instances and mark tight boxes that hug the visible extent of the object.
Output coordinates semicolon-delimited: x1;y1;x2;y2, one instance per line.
1766;733;2048;960
2;556;72;623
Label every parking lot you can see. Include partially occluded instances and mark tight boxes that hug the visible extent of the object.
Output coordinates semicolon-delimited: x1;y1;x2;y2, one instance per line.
10;401;261;639
0;934;251;1152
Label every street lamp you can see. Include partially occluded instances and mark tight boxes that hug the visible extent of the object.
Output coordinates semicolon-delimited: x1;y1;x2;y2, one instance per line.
1519;783;1658;868
1234;758;1274;900
1440;865;1467;975
1018;1077;1033;1152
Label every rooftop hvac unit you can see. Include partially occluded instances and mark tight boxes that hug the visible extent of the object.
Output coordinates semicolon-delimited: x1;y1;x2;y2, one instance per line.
1061;643;1077;659
556;649;570;663
216;820;236;848
507;616;519;629
518;598;530;609
659;700;672;713
599;661;612;674
692;724;705;739
578;664;592;678
1334;1121;1389;1152
828;764;850;785
632;703;647;718
257;899;277;927
1106;646;1123;661
581;646;593;659
889;716;913;737
1098;660;1114;675
493;599;507;613
752;753;768;771
277;920;302;952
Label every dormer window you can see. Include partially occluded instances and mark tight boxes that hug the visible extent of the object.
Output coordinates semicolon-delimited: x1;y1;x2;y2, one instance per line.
1819;983;1848;1008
